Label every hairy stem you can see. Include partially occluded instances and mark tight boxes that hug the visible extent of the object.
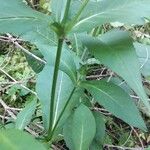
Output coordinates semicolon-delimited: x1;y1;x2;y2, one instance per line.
48;38;64;137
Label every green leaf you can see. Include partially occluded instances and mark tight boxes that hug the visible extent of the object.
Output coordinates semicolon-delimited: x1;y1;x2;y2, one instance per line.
21;28;57;47
0;0;56;47
72;104;96;150
134;42;150;77
93;112;106;145
36;65;75;130
80;30;150;112
90;112;105;150
63;104;96;150
72;0;150;32
51;0;67;22
0;129;47;150
109;77;134;95
63;116;74;150
0;0;47;33
15;99;37;130
39;46;77;83
80;80;147;131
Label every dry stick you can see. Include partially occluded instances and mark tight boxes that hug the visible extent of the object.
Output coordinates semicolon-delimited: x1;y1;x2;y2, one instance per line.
0;68;37;96
0;38;9;42
0;81;25;85
0;97;21;111
104;144;144;150
0;98;16;118
51;145;62;150
0;98;38;137
121;129;133;146
0;35;23;42
131;126;144;149
6;33;46;65
0;115;10;120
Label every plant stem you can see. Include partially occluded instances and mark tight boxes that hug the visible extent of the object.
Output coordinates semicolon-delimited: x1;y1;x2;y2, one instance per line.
47;86;76;141
62;0;71;24
47;0;72;141
48;38;64;136
66;0;89;32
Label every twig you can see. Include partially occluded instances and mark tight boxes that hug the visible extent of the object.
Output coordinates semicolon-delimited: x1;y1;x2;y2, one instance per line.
0;115;10;120
121;129;133;146
104;144;144;150
6;33;46;64
0;98;21;111
131;126;144;149
0;68;37;96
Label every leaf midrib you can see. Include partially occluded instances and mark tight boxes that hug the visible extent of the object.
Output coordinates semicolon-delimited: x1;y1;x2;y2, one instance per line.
83;82;124;108
79;125;84;150
16;102;36;130
0;16;37;21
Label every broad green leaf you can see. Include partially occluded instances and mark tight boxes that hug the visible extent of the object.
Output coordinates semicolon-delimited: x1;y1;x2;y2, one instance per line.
39;46;77;83
21;28;57;47
51;0;67;22
0;0;48;34
0;0;56;47
80;30;150;113
63;104;96;150
72;104;96;150
71;0;150;32
134;42;150;77
0;129;47;150
36;64;79;130
63;116;74;150
93;112;106;145
4;123;15;130
109;77;134;95
80;80;147;131
0;0;57;74
90;112;105;150
15;99;37;130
